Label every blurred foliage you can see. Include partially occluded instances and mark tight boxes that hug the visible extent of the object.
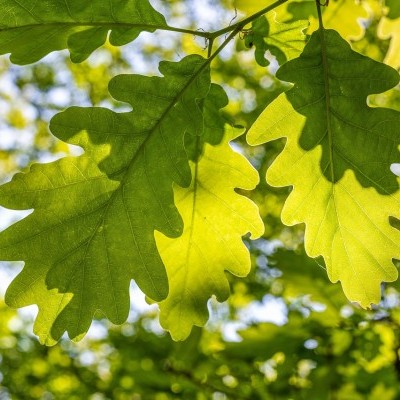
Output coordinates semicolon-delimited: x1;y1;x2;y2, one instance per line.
2;250;400;399
1;0;400;398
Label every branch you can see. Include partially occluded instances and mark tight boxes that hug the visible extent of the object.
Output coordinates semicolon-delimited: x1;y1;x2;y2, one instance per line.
169;0;289;40
209;0;290;39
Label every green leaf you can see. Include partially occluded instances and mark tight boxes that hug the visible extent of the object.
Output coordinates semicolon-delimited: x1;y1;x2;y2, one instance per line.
245;15;308;67
155;126;264;340
0;0;166;64
378;17;400;70
0;55;222;344
184;83;229;161
247;29;400;307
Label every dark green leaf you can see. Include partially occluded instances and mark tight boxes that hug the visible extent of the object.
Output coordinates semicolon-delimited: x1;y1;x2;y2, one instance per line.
0;0;167;64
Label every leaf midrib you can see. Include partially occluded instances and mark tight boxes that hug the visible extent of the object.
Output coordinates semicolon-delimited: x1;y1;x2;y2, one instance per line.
318;29;335;184
109;59;209;198
318;28;363;293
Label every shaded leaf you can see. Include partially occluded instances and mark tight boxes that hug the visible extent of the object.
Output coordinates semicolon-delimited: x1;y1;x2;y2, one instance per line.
245;14;309;67
156;127;264;340
386;0;400;19
247;29;400;307
0;0;166;64
0;55;223;344
184;83;229;161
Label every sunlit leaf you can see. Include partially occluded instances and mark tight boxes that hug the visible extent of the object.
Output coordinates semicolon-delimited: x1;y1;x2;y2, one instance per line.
350;19;390;62
233;0;271;15
156;127;264;340
277;0;368;40
245;14;309;67
248;29;400;307
378;17;400;69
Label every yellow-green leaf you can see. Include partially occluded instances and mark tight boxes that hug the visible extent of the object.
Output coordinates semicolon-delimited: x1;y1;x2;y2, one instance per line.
156;127;264;340
247;29;400;307
378;17;400;69
277;0;368;40
245;14;309;67
233;0;271;15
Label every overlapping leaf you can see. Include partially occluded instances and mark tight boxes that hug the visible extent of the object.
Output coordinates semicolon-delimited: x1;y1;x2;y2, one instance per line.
248;29;400;307
155;127;264;340
0;0;166;64
245;14;308;67
0;55;224;344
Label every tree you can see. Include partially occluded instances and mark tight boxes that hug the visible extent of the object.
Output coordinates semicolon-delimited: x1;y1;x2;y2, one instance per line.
0;0;400;397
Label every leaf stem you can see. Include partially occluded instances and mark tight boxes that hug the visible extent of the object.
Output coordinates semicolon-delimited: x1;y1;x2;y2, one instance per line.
316;0;327;30
207;37;214;58
208;28;241;62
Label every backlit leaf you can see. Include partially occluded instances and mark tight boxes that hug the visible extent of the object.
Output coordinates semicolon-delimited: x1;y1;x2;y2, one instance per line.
247;29;400;307
0;0;166;64
245;14;308;67
156;127;264;340
378;17;400;69
350;19;390;62
233;0;270;15
0;55;222;344
277;0;368;40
